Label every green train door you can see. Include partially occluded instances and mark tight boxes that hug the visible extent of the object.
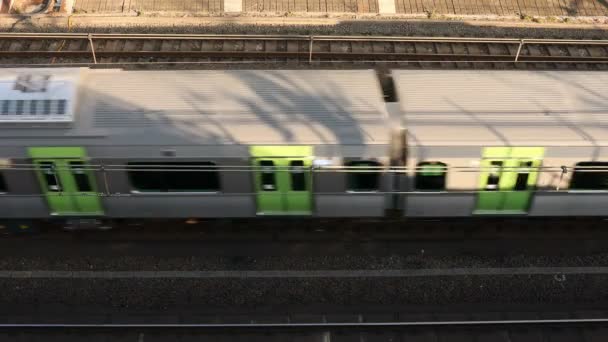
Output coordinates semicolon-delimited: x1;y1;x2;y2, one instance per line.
29;147;103;216
475;147;544;214
251;146;313;215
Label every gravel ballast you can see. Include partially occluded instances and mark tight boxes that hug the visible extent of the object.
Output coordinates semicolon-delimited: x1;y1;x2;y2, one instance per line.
1;17;608;39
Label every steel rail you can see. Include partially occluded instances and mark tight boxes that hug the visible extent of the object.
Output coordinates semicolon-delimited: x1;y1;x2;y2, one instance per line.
1;60;608;68
0;33;608;65
2;51;608;61
0;33;606;44
1;318;608;328
0;33;607;65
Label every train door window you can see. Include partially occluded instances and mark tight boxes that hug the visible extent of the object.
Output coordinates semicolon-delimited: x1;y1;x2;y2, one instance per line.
415;162;447;190
1;100;10;115
0;172;6;193
485;161;503;191
289;160;306;191
40;162;61;192
260;160;277;191
70;161;93;192
346;160;381;192
514;161;533;191
570;162;608;190
165;162;220;192
43;100;52;115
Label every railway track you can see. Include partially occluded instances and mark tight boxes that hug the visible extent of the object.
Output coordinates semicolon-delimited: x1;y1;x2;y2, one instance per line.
4;217;608;242
2;317;607;341
1;33;608;68
4;217;608;240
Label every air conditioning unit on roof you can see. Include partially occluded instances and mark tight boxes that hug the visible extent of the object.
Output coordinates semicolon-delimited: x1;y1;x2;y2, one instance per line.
0;68;82;124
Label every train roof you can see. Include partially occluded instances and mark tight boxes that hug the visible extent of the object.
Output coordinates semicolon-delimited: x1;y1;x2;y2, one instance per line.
393;70;608;147
0;68;390;150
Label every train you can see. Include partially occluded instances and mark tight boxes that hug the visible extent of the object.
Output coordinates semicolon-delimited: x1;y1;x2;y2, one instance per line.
0;67;607;230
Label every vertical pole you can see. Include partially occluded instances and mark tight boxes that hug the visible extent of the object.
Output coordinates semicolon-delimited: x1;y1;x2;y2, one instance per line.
51;164;62;195
309;36;314;64
556;166;567;191
514;39;525;63
88;33;98;65
101;165;110;196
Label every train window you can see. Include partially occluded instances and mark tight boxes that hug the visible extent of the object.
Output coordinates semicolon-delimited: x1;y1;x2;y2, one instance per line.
165;162;219;192
40;162;61;192
415;162;447;191
289;160;306;191
128;163;164;192
15;100;24;115
260;160;276;191
570;162;608;190
1;100;9;115
485;161;503;191
514;161;533;191
43;100;52;115
0;172;6;193
128;162;220;192
70;161;93;192
346;160;381;192
30;100;38;115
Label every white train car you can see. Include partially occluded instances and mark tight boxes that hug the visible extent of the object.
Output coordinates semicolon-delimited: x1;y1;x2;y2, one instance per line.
394;70;608;217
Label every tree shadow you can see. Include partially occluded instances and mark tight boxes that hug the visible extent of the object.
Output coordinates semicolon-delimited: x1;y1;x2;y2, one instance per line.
395;70;607;150
81;69;389;154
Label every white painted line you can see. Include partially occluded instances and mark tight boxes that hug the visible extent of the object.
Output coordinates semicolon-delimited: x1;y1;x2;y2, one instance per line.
224;0;243;12
378;0;396;14
0;267;606;278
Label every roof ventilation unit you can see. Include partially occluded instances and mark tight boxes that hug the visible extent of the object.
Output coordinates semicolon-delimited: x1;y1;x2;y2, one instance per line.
0;68;82;124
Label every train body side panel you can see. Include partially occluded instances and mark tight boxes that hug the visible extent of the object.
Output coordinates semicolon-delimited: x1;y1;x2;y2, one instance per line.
96;157;256;218
529;193;608;216
403;146;481;217
0;155;49;219
313;155;390;217
0;197;49;219
314;165;389;217
102;196;254;218
528;146;608;216
405;194;475;217
403;145;608;217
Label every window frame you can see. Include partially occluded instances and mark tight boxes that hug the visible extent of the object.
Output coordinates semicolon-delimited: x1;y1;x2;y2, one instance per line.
0;172;7;194
414;161;448;191
288;160;307;192
39;161;62;192
127;161;221;194
259;160;277;192
345;160;383;193
69;161;94;192
569;161;608;192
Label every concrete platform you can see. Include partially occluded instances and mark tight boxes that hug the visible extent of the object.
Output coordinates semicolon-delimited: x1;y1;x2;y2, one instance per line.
394;0;608;16
72;0;608;15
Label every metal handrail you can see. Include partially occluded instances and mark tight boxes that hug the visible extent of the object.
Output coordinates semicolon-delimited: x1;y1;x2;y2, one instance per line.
2;164;607;173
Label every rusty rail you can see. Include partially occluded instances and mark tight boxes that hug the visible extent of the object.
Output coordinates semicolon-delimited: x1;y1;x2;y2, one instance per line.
0;33;607;65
